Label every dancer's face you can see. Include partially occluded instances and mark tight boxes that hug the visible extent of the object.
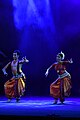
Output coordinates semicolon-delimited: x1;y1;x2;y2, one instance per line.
13;53;19;60
56;55;61;62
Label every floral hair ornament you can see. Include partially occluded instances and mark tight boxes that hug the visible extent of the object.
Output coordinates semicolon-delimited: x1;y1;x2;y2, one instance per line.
58;51;65;60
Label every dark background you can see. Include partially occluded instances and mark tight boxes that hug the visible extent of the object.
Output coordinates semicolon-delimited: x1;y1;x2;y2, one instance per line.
0;0;80;97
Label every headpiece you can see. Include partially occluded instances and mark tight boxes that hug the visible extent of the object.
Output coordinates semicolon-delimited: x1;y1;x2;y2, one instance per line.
57;51;65;60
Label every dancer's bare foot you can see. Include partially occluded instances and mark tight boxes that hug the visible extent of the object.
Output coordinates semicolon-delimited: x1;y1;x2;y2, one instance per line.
7;98;11;102
53;99;58;104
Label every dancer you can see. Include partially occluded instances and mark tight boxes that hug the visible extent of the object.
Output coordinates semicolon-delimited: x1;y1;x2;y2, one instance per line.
2;50;29;102
45;51;73;104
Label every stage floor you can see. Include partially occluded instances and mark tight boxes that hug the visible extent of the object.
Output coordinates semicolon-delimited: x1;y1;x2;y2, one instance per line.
0;96;80;119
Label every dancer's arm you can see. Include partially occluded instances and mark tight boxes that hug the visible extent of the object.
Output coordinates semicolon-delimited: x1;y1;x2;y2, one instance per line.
45;63;55;77
62;58;73;64
19;56;29;64
2;62;11;76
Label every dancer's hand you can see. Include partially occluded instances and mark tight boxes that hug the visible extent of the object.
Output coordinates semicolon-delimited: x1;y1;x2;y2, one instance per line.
4;72;8;76
22;56;29;62
45;69;49;77
69;58;73;63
